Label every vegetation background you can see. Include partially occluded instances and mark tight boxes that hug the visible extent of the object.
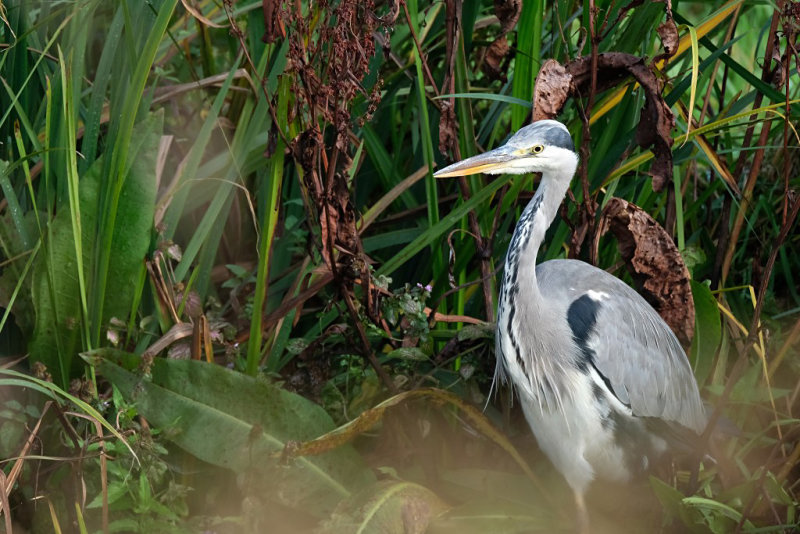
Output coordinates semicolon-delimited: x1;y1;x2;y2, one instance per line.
0;0;798;532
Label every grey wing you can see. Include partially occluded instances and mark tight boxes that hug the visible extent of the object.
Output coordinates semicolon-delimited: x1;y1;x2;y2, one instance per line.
538;259;706;433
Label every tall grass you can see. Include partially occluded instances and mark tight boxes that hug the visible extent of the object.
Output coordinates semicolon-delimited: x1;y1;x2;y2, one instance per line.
0;0;798;531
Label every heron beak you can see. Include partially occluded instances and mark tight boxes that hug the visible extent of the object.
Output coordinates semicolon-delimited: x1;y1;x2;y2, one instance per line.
434;145;519;178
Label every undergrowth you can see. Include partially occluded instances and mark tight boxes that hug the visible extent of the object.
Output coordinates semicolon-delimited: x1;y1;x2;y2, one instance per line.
0;0;798;532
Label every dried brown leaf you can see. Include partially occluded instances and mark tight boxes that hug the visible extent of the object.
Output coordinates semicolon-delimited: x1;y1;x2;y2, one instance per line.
494;0;522;32
261;0;285;43
654;17;679;63
482;36;510;82
532;55;675;191
438;101;459;156
479;0;520;83
532;59;573;121
568;54;675;191
331;172;359;255
597;197;694;347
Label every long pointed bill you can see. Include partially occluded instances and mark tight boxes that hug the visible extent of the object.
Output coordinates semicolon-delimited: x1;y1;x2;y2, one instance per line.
433;145;518;178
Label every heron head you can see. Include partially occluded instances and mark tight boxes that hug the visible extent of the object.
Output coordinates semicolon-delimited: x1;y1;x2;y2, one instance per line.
434;120;578;178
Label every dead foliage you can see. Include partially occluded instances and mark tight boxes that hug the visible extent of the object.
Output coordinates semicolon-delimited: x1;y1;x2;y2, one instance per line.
596;197;695;347
481;0;522;81
654;16;679;64
280;0;389;277
768;2;800;88
532;53;676;192
265;0;400;389
260;0;285;43
438;0;462;156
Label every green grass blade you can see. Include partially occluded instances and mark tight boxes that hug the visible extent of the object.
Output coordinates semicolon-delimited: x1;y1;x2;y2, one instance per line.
0;160;32;250
511;0;542;130
407;0;441;278
377;175;511;277
59;47;91;352
247;73;288;375
92;0;178;345
435;93;531;108
681;23;699;145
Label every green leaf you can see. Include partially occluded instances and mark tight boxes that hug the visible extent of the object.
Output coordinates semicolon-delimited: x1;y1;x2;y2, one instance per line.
87;482;128;509
435;93;531;109
385;347;429;361
690;279;721;387
29;112;162;386
91;0;179;343
511;0;543;130
429;500;554;534
649;477;710;534
649;476;687;524
683;496;753;532
431;469;564;533
83;349;375;515
456;323;494;341
102;111;162;323
317;480;448;534
377;176;511;276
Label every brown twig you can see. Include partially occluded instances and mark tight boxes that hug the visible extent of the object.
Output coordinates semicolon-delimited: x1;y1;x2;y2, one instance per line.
745;193;800;353
719;1;784;284
341;289;398;393
704;193;800;529
576;0;599;261
0;401;52;521
401;0;441;100
222;0;291;148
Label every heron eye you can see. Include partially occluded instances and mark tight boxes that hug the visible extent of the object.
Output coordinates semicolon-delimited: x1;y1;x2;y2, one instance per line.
531;144;544;154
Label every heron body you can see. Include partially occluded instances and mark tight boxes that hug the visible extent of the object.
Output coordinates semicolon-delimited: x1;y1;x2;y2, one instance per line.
434;120;705;531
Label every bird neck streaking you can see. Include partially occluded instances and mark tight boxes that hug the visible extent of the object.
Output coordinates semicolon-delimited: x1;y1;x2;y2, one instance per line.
494;164;576;409
505;166;575;285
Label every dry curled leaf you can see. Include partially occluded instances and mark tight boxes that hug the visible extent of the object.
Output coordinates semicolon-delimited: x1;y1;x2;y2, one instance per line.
532;59;572;121
480;0;521;82
482;35;510;81
654;17;679;63
494;0;522;32
532;54;676;191
597;197;694;347
438;100;459;156
261;0;285;43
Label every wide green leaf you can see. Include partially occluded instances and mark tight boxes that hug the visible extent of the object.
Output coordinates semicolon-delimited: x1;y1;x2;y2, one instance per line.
83;349;375;515
29;112;162;386
689;279;721;387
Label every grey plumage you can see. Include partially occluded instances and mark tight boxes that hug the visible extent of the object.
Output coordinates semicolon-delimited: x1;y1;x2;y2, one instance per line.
434;119;705;533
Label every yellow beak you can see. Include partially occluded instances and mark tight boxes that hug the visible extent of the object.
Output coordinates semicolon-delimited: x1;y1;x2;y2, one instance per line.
433;145;519;178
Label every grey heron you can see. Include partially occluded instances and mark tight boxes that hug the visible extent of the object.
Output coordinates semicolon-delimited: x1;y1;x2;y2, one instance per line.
434;120;705;532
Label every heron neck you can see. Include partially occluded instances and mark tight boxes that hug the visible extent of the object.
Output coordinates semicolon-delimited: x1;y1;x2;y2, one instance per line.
507;170;573;279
